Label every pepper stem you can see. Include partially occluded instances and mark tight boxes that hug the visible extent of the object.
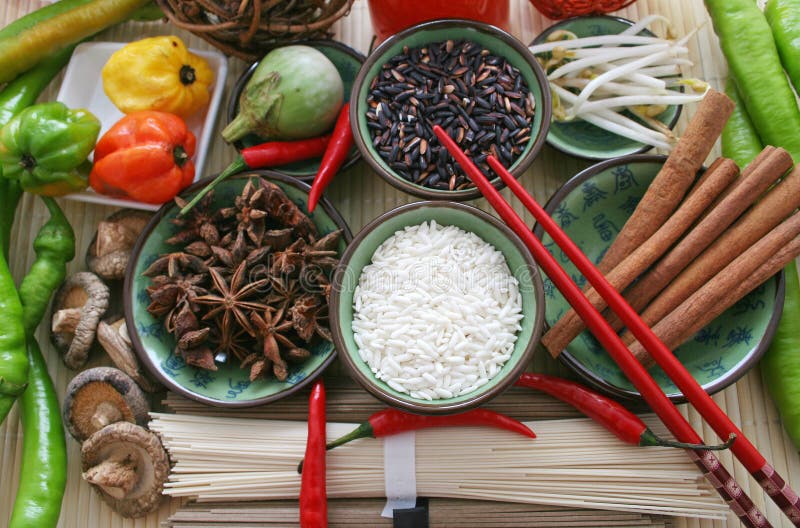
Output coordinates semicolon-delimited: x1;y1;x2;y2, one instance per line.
173;145;189;168
297;422;374;474
325;422;374;450
179;65;196;86
640;429;737;450
178;156;248;216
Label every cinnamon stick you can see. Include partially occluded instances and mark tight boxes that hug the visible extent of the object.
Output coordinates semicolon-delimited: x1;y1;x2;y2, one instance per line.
596;89;734;273
622;163;800;344
540;158;740;357
629;210;800;365
613;146;793;338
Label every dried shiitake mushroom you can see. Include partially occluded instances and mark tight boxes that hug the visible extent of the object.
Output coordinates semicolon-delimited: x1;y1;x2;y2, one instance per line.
51;272;110;369
97;316;161;393
86;209;152;281
81;422;169;518
63;366;149;442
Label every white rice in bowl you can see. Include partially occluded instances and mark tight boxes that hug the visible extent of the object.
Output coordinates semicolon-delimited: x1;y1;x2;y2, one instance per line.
351;220;524;400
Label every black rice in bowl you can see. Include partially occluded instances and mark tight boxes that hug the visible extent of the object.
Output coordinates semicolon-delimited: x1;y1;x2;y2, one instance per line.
366;39;537;191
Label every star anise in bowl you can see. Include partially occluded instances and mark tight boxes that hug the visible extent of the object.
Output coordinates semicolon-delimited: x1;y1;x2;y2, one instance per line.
144;176;344;382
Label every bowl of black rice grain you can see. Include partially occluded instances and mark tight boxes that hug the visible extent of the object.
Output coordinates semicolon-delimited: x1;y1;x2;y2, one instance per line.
350;19;552;201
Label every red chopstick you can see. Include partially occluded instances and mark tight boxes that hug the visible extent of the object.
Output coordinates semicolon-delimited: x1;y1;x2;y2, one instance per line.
432;125;773;528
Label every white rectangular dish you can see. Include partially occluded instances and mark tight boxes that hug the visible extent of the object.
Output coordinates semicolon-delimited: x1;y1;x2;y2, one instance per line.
56;41;228;211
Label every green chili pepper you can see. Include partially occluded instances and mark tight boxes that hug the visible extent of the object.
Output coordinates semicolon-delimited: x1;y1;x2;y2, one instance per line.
9;196;73;528
721;77;763;169
764;0;800;93
8;337;67;528
0;101;100;196
762;260;800;450
704;0;800;162
18;197;75;335
719;69;800;451
0;207;27;402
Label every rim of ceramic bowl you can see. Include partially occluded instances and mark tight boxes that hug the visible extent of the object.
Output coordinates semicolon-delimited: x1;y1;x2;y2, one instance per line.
123;171;353;407
350;18;552;201
226;39;366;181
535;154;785;402
330;200;546;414
530;15;684;161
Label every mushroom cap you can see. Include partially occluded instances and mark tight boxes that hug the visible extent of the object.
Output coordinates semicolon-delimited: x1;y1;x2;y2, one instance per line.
81;422;169;518
63;366;150;442
97;317;162;393
86;209;152;281
51;272;110;369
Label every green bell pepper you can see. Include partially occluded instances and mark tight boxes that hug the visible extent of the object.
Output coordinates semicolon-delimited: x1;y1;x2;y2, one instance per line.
0;101;100;196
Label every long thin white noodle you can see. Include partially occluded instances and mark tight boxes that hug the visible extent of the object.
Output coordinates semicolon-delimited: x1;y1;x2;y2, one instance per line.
150;413;728;520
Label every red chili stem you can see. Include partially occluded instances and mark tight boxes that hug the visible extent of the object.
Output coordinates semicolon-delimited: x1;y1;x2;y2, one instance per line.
179;135;330;216
307;103;353;213
324;407;535;450
515;373;733;450
299;381;327;528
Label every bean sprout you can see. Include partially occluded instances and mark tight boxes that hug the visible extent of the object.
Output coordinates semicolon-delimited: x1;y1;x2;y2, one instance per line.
531;18;707;151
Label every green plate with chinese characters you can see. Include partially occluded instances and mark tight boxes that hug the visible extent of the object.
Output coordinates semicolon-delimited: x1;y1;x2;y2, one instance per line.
124;172;351;407
537;155;784;402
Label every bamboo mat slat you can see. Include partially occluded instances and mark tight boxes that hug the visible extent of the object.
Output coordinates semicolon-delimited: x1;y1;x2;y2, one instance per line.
0;1;798;527
165;499;675;528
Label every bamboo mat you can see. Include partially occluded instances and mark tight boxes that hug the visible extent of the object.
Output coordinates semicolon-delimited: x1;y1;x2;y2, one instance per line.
0;0;798;527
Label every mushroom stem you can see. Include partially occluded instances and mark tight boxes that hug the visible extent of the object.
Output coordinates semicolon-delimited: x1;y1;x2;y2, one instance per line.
91;401;124;430
83;457;138;499
51;308;82;335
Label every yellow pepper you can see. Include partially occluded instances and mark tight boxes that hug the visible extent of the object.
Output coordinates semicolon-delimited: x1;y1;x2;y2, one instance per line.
102;36;214;118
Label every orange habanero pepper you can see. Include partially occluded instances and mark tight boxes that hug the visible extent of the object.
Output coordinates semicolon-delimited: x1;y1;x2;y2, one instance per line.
89;111;196;204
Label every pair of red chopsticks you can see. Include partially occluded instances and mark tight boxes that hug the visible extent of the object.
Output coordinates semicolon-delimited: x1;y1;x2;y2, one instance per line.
433;125;800;528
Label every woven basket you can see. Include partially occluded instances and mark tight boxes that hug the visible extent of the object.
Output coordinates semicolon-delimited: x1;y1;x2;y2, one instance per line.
529;0;637;19
156;0;355;61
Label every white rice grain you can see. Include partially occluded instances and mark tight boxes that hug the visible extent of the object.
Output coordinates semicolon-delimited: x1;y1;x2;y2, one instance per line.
352;220;523;398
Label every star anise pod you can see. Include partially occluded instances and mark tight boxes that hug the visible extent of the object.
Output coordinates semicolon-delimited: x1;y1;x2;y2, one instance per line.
210;229;249;269
220;179;267;245
183;346;217;371
263;228;293;251
270;238;306;277
143;252;207;278
289;293;332;342
169;194;221;246
168;302;200;336
258;178;318;239
194;261;269;337
145;254;208;322
266;276;300;312
210;323;251;362
250;307;295;381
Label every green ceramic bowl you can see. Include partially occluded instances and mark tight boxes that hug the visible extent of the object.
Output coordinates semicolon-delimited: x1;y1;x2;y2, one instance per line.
124;171;352;407
227;40;365;181
350;19;552;201
330;201;546;414
531;16;682;161
537;155;784;402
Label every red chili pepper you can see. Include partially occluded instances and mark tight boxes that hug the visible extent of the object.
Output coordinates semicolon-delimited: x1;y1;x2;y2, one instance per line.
324;407;535;451
515;373;735;449
299;381;327;528
179;134;331;216
307;103;353;213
